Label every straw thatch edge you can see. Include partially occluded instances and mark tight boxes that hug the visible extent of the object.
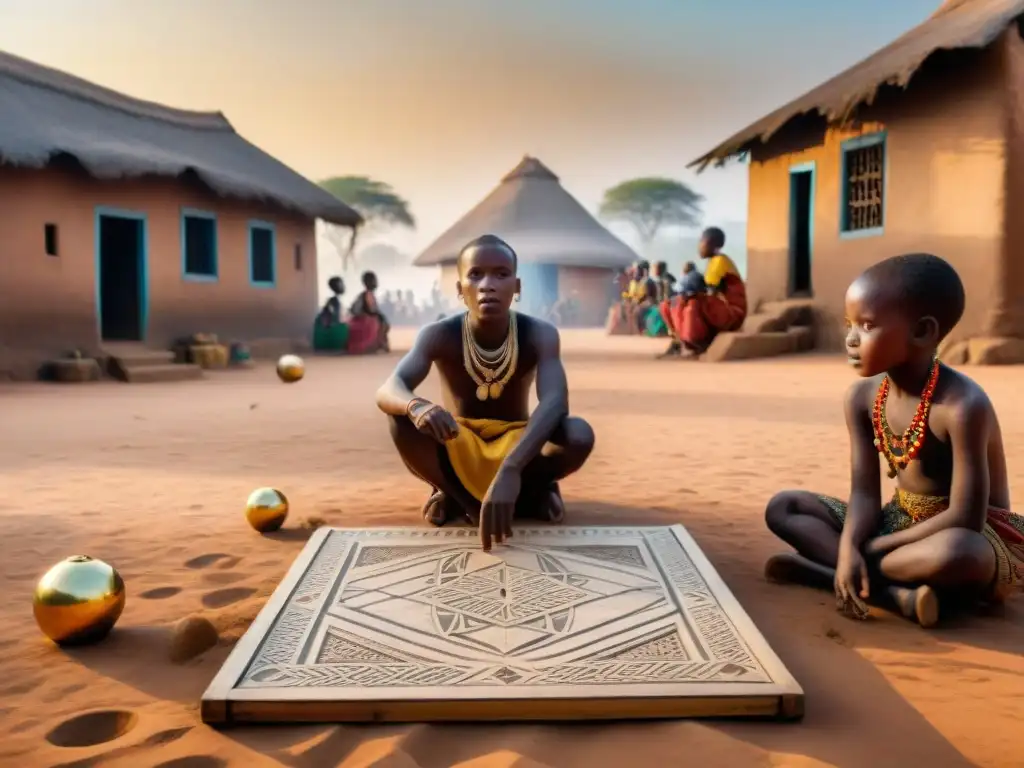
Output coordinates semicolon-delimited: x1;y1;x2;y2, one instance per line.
689;0;1024;170
0;49;363;228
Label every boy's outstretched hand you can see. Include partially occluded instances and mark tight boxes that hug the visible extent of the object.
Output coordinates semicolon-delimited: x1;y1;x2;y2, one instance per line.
480;468;519;551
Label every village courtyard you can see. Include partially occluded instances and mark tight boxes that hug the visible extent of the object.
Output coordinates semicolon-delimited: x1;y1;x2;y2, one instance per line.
0;329;1021;768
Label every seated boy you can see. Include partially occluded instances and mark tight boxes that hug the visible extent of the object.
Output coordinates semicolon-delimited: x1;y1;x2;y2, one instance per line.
763;253;1023;627
679;262;706;297
375;235;595;551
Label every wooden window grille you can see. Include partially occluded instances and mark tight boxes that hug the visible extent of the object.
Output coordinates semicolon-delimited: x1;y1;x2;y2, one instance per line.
843;140;885;232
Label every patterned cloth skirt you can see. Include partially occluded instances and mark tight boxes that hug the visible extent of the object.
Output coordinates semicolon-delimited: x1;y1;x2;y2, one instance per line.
817;488;1024;599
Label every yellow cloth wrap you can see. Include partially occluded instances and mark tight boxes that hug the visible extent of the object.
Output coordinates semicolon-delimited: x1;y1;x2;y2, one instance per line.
445;418;528;501
703;253;740;288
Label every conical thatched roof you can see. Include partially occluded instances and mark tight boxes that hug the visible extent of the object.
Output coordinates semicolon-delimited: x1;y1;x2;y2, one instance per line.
413;156;640;268
691;0;1024;169
0;50;362;227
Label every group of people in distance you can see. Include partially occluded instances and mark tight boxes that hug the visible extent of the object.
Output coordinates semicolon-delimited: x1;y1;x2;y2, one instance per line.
313;271;391;355
608;227;748;359
375;233;1024;628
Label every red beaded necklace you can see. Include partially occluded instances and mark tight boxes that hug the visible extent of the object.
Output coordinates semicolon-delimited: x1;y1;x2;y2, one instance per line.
871;360;941;478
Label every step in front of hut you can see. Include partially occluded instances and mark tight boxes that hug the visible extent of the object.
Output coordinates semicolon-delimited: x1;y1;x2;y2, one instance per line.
102;343;203;383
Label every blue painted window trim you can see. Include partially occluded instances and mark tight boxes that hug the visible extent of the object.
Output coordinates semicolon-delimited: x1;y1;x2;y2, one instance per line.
94;206;149;342
839;130;887;240
247;220;277;288
180;208;218;281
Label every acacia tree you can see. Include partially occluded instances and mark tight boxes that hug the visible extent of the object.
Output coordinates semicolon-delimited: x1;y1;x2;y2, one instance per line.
598;177;703;249
318;176;416;267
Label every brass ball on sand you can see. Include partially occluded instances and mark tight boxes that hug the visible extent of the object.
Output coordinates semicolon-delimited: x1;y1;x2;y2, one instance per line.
276;354;304;383
33;555;126;646
246;487;289;533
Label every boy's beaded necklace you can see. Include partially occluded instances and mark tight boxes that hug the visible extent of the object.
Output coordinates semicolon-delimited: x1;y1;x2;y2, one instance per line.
871;360;941;478
462;311;518;401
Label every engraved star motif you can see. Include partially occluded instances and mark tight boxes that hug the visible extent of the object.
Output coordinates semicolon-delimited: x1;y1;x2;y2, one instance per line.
418;562;592;628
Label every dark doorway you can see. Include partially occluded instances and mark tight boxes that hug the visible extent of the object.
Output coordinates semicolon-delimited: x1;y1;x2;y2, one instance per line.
788;166;814;297
97;213;146;341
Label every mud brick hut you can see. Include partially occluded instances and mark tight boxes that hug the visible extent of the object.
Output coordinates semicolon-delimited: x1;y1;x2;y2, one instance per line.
0;50;361;379
693;0;1024;363
413;156;639;326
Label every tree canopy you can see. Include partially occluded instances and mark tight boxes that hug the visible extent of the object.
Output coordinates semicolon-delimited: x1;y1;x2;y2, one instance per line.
598;177;703;247
319;176;416;230
318;176;416;267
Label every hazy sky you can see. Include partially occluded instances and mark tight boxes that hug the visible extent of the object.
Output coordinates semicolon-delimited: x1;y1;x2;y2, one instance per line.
0;0;941;254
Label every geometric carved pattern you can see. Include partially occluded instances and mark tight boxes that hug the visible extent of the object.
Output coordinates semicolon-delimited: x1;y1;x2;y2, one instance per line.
316;629;408;664
596;628;689;661
236;527;770;689
545;545;645;568
355;545;455;569
203;526;803;722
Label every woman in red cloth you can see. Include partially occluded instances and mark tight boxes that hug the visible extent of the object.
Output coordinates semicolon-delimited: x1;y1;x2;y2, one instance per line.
659;227;747;359
347;271;390;354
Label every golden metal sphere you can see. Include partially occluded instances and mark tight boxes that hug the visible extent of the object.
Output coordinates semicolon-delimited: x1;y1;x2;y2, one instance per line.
245;487;289;533
33;555;126;646
276;354;304;383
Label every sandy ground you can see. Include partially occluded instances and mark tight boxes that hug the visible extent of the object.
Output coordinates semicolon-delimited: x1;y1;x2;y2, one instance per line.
1;329;1022;768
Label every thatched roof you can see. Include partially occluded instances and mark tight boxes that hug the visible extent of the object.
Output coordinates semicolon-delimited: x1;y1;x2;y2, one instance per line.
691;0;1024;169
0;50;362;227
413;156;640;269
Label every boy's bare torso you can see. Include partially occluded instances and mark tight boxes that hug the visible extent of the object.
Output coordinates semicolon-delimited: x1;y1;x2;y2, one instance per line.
423;313;544;423
850;368;1010;509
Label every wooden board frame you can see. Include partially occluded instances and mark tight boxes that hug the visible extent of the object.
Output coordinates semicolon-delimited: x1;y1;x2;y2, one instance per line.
201;526;804;725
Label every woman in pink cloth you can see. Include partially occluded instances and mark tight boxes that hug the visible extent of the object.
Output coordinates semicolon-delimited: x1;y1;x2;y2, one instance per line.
347;271;390;354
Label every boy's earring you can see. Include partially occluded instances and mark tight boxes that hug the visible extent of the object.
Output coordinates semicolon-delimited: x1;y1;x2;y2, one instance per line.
514;293;521;303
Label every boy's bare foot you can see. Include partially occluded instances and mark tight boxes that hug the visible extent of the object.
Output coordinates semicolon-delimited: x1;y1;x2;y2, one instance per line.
422;490;451;527
888;584;940;628
545;484;565;524
764;552;834;590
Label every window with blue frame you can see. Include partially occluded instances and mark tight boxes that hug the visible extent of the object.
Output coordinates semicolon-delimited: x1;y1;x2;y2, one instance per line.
249;222;276;285
182;212;217;278
840;133;886;235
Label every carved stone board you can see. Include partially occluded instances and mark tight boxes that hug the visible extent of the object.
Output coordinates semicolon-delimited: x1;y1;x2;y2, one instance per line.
202;526;803;723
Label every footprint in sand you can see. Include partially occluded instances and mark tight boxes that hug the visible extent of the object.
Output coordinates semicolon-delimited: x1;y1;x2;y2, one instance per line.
202;587;257;609
824;626;847;646
152;757;227;768
135;726;193;749
49;727;194;768
201;572;246;586
10;718;38;734
891;671;924;682
45;710;138;748
0;679;42;696
140;587;182;600
184;553;231;569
